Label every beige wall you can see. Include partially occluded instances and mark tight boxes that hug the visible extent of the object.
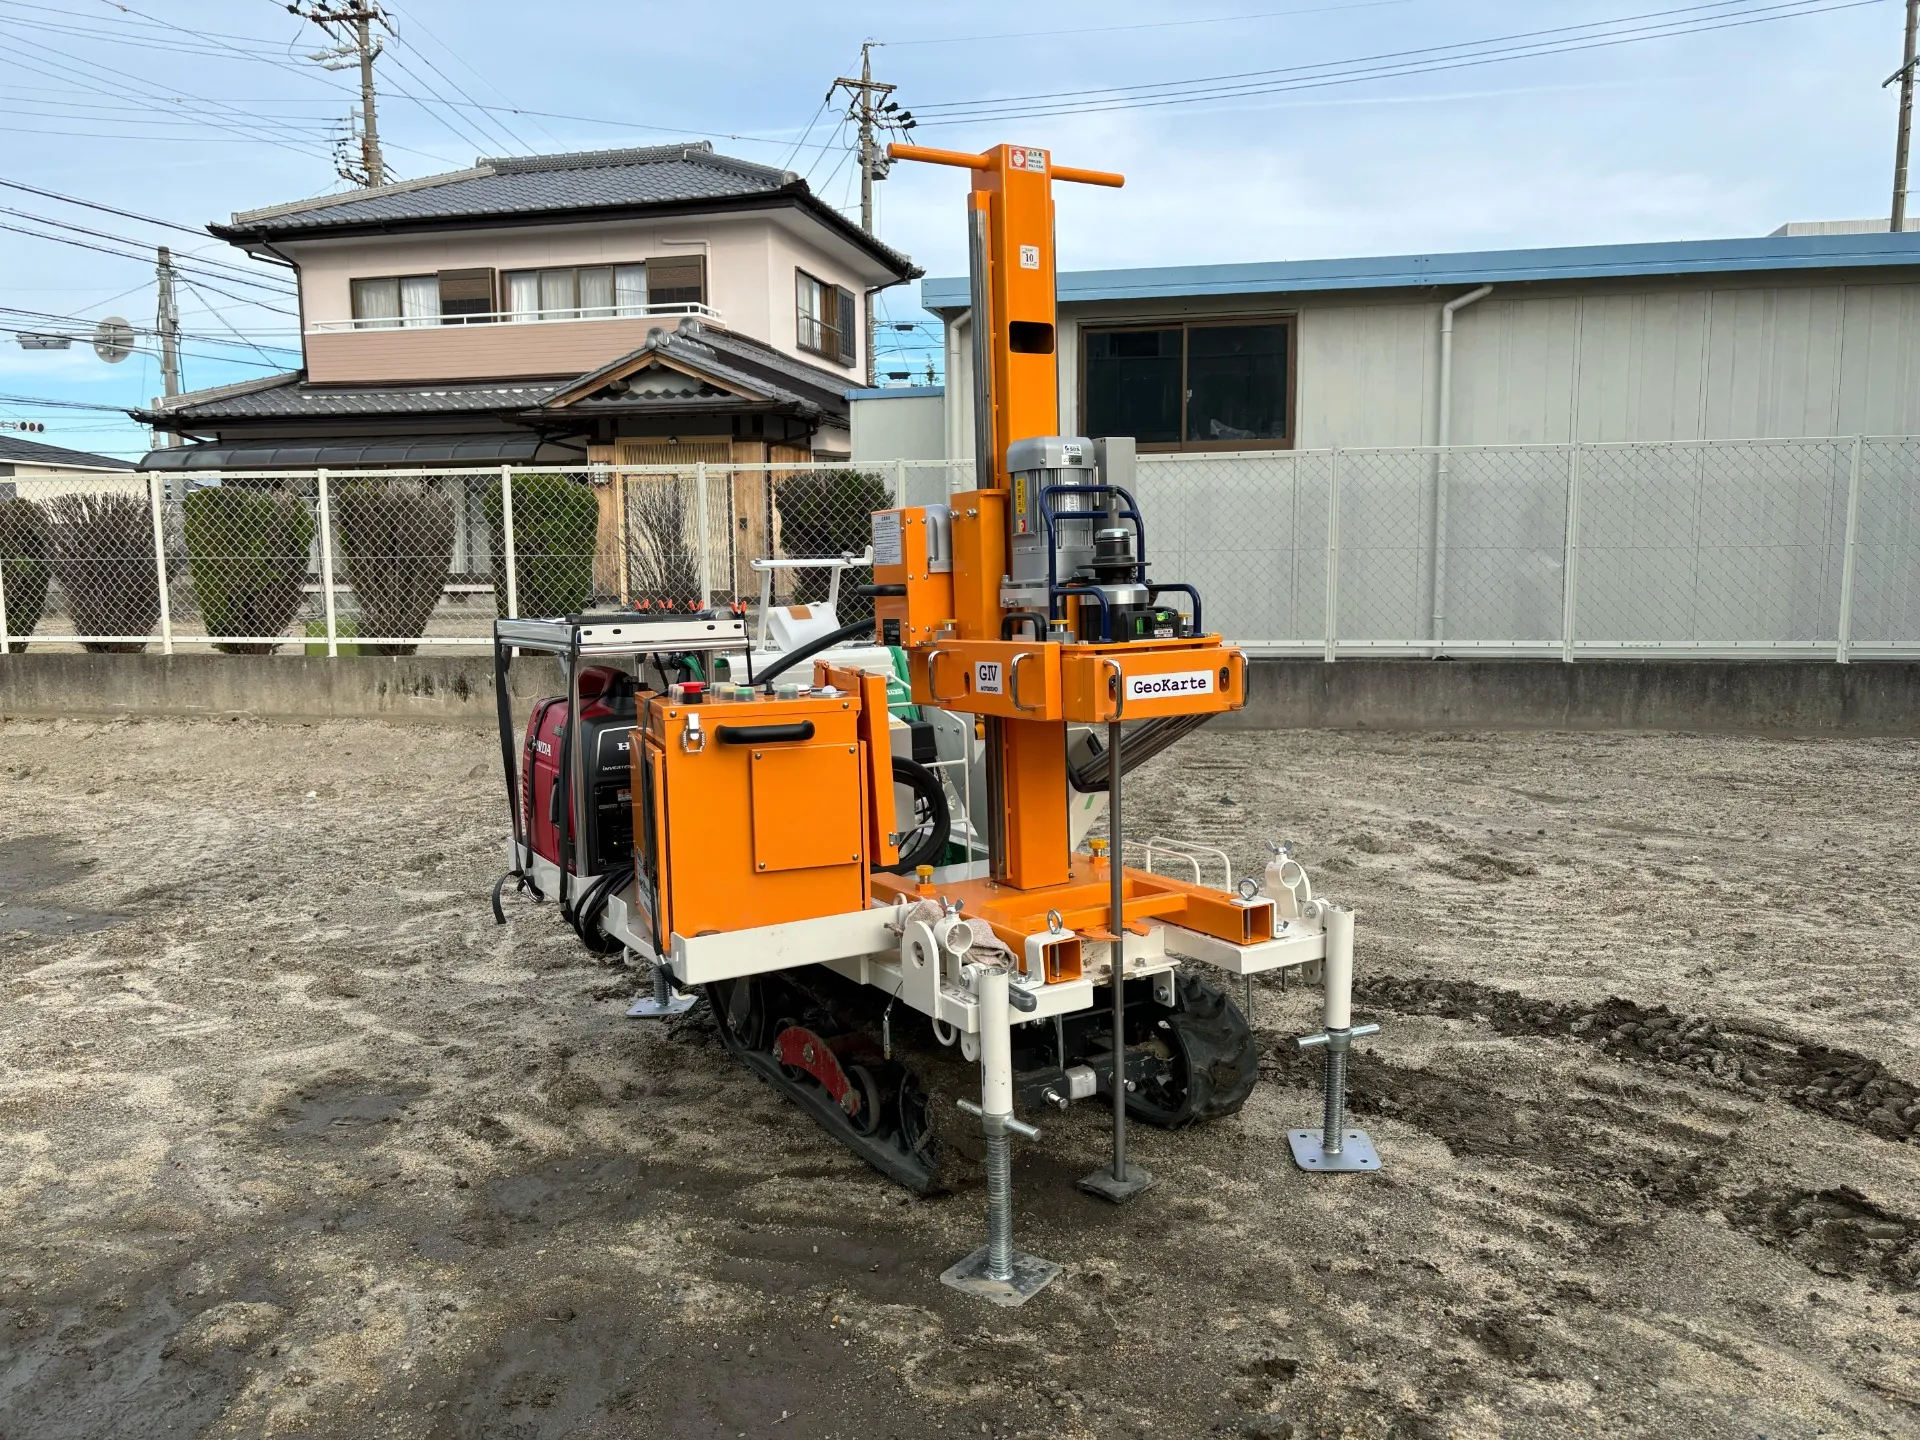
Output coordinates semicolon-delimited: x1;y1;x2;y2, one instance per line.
938;271;1920;454
287;209;875;382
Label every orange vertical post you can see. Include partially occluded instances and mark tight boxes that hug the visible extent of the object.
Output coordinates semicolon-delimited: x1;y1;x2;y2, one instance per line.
888;143;1123;894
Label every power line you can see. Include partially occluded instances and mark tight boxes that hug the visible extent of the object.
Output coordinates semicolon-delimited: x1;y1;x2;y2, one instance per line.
0;222;302;314
908;0;1886;125
0;205;296;290
888;0;1420;47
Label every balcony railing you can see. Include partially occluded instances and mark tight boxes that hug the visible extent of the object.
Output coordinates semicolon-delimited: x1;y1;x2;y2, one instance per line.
306;301;723;334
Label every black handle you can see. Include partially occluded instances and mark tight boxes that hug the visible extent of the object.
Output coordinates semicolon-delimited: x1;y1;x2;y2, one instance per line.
716;721;816;746
857;583;906;597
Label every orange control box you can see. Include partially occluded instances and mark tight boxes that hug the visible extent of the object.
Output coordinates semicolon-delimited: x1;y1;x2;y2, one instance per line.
631;691;874;948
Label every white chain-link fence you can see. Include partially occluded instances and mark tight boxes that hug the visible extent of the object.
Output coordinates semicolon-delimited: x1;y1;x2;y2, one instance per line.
0;440;1914;659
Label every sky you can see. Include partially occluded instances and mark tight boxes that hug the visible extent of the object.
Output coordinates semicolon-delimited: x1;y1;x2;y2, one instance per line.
0;0;1910;460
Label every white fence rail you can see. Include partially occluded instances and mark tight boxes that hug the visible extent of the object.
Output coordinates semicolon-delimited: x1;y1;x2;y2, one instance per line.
0;439;1915;660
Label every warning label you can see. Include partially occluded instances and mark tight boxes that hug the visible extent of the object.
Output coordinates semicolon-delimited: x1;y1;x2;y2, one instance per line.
1124;669;1215;702
871;511;903;568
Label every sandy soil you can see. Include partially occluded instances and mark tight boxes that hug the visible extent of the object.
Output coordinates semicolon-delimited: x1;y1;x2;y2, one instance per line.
1;716;1917;1440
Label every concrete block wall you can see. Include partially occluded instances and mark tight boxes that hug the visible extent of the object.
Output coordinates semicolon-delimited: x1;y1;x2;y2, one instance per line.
1;654;1916;735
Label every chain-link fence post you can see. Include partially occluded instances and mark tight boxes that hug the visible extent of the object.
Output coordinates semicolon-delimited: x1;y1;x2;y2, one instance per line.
499;465;519;618
147;471;173;656
1561;443;1583;663
1324;446;1342;663
0;509;10;655
695;459;714;608
314;468;339;657
1836;433;1865;664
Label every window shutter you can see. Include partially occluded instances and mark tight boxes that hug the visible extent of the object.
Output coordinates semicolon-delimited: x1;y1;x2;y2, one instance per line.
835;286;857;367
437;268;495;322
647;255;705;307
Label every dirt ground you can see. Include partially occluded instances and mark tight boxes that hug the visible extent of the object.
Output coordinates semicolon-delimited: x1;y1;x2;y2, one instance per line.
1;715;1917;1440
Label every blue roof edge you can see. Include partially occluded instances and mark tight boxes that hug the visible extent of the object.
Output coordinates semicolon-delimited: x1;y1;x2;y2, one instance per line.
845;385;944;400
919;231;1920;311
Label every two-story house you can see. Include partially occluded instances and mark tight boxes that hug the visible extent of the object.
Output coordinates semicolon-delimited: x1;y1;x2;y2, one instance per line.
135;142;917;473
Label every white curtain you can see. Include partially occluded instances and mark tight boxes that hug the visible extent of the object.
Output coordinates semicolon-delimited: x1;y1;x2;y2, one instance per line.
505;271;538;322
351;277;400;329
400;275;439;327
538;269;576;320
614;264;647;316
578;266;614;318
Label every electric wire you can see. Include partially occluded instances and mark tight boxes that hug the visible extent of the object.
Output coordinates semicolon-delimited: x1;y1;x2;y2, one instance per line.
907;0;1887;125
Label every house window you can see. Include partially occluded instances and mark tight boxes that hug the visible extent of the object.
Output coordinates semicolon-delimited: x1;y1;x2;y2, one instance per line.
796;269;856;366
501;261;698;322
1082;319;1293;450
350;274;440;328
350;270;498;328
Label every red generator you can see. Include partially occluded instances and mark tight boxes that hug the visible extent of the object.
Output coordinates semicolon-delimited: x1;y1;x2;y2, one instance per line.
521;665;639;877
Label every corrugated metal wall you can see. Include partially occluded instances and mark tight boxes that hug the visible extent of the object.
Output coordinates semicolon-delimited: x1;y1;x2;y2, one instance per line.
1042;275;1920;449
1298;278;1920;446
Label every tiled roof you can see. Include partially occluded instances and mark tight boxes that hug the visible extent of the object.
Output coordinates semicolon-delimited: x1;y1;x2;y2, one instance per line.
138;320;856;426
0;433;135;470
143;374;566;421
211;142;918;279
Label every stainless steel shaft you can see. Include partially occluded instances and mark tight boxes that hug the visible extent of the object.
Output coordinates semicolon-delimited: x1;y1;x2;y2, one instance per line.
1322;1043;1348;1156
984;1128;1013;1280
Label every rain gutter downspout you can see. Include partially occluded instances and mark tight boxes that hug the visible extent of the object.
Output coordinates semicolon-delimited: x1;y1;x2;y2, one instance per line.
1429;283;1493;651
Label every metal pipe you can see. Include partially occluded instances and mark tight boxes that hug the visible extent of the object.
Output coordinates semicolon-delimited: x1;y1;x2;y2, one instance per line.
977;965;1015;1280
1429;284;1493;650
1108;717;1127;1180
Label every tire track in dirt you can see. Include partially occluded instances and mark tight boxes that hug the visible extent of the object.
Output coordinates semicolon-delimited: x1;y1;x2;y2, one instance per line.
1263;980;1920;1292
1353;974;1920;1145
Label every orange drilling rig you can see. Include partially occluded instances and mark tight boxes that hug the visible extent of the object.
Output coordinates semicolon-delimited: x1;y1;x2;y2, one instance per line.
492;140;1378;1307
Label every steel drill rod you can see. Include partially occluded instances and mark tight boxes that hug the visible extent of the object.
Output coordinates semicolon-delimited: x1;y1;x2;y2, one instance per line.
1108;718;1127;1181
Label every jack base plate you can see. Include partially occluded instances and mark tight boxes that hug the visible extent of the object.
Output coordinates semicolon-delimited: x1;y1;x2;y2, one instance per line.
940;1245;1062;1307
1077;1161;1155;1203
1288;1128;1382;1172
626;993;698;1019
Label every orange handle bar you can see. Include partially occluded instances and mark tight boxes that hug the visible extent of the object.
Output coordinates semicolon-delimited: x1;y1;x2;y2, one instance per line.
888;143;1125;188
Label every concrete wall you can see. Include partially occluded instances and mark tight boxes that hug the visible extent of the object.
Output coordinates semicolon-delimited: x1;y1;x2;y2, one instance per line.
1218;658;1920;735
4;654;1917;736
850;389;946;463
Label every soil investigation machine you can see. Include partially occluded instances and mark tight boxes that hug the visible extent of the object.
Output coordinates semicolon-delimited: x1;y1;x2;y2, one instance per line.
492;141;1381;1306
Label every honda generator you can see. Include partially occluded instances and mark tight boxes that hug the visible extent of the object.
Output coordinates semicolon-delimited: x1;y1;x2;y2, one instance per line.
521;664;637;877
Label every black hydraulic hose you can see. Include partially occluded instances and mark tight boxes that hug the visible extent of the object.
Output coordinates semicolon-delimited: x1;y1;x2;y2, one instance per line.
756;616;875;687
881;756;951;874
1068;712;1218;793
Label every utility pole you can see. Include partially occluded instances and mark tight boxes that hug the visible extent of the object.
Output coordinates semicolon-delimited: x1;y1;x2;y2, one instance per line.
290;2;391;188
154;246;181;450
831;44;916;386
1889;0;1920;232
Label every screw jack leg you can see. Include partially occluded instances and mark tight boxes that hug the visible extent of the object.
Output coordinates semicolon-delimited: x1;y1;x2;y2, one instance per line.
1288;902;1384;1172
626;957;697;1018
942;966;1060;1305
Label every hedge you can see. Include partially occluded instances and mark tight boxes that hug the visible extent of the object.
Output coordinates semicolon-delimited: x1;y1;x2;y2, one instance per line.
45;492;170;653
0;495;51;649
332;481;455;656
182;486;315;654
483;472;598;618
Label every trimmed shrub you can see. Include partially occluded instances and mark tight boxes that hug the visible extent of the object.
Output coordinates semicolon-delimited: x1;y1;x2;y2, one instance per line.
0;495;51;650
182;486;314;655
45;492;167;652
774;467;890;614
332;480;455;656
623;476;702;610
483;472;598;618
